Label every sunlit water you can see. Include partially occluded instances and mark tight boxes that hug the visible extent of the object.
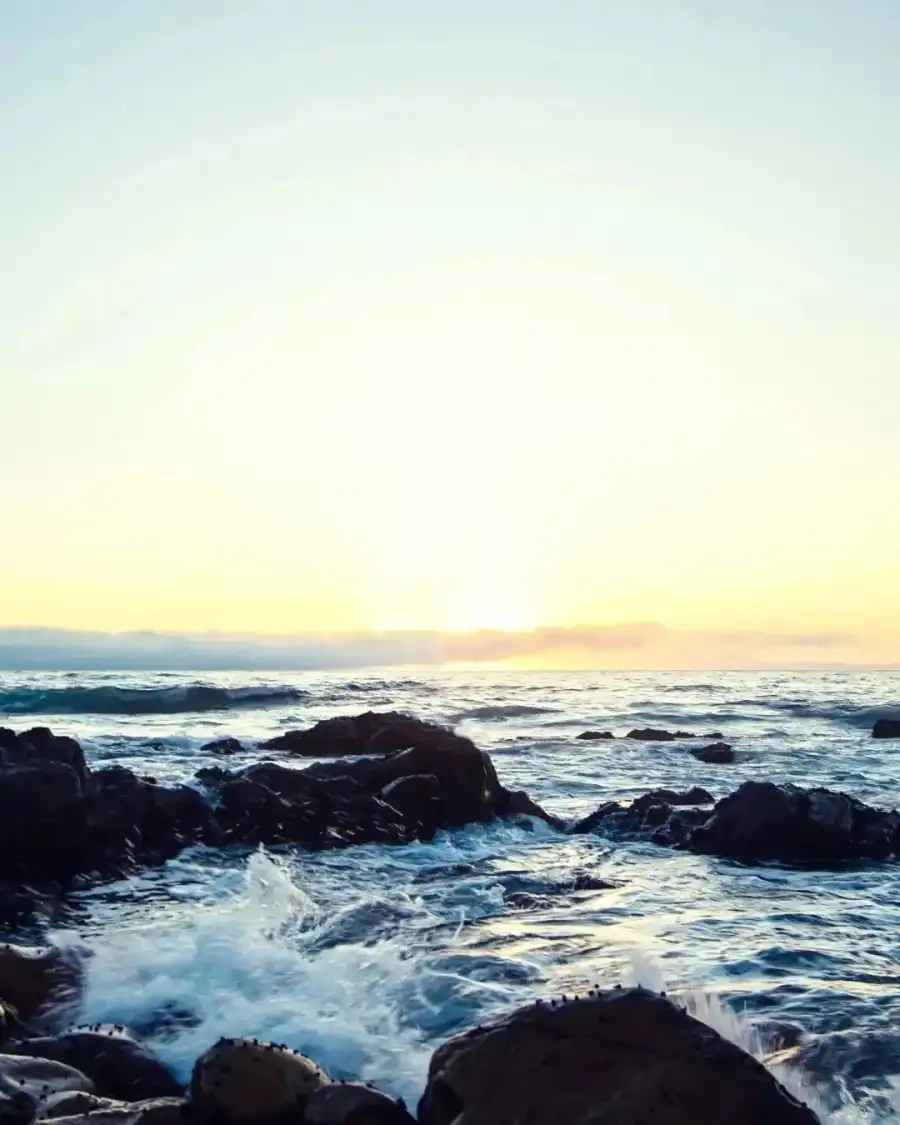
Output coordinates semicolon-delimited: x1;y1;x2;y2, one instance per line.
2;670;899;1119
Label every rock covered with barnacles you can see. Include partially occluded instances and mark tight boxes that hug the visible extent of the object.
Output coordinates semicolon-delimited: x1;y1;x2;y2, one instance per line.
189;1037;330;1122
417;986;821;1125
9;1027;181;1102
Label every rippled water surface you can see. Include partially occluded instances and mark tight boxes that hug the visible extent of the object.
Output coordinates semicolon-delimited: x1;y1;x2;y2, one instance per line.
2;669;899;1120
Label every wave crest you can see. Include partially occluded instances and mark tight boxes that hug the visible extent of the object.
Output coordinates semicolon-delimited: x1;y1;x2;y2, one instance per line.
0;684;307;717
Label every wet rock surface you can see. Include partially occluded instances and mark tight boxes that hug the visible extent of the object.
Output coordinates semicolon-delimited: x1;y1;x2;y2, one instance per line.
417;987;821;1125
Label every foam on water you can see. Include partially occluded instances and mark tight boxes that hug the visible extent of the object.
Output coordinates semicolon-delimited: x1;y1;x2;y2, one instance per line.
76;851;436;1099
12;668;900;1119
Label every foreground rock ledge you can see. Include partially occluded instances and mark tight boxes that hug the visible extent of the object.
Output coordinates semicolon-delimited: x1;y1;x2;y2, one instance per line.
0;975;818;1125
418;986;820;1125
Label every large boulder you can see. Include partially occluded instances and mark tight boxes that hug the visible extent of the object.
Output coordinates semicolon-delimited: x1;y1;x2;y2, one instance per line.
576;730;614;741
872;718;900;739
0;944;84;1024
689;781;900;863
9;1028;182;1101
417;987;820;1125
189;1038;329;1122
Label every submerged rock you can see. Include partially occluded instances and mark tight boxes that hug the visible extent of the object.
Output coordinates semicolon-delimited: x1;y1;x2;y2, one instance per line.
190;1038;329;1122
200;737;244;756
418;987;820;1125
691;741;735;763
872;718;900;739
10;1027;182;1102
689;781;900;863
575;730;614;741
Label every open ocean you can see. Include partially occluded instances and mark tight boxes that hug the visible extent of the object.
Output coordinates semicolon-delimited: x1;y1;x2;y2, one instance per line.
1;669;899;1121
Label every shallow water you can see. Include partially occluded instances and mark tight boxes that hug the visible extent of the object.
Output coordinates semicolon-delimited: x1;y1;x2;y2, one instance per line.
2;669;900;1119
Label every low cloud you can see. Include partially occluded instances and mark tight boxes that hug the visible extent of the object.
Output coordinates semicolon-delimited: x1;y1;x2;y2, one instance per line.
0;624;893;671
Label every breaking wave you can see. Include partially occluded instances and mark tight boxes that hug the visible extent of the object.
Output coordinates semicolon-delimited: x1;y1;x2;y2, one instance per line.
0;683;308;717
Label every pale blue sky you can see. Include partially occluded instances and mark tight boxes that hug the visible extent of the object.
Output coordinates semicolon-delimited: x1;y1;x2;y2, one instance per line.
1;1;898;661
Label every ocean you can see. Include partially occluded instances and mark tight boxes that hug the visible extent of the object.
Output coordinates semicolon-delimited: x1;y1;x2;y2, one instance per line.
1;669;899;1120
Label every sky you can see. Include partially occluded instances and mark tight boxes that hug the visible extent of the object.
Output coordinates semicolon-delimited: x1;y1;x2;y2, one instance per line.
1;1;898;668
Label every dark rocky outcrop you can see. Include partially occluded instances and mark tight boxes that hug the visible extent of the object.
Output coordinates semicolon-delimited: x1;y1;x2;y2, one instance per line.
570;793;709;846
626;727;698;741
646;786;714;805
261;711;466;758
417;987;820;1125
691;741;735;763
872;718;900;739
571;781;899;864
2;716;556;886
9;1028;182;1101
190;1038;329;1122
575;730;614;741
689;781;900;864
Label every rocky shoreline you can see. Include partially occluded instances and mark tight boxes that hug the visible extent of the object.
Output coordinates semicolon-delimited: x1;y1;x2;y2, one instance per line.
0;940;822;1125
0;710;897;1122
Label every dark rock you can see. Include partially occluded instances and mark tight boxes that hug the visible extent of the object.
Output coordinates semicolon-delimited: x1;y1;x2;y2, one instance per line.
688;781;900;864
691;741;735;764
0;764;90;881
189;1038;329;1122
497;790;566;831
380;774;441;841
201;737;244;756
193;766;233;786
575;730;614;741
10;1028;181;1101
36;1095;186;1125
645;787;714;805
35;1090;117;1119
570;795;708;847
568;872;618;891
504;891;549;910
0;1054;94;1118
3;730;91;792
261;711;470;758
216;777;323;847
872;718;900;739
417;987;821;1125
626;728;697;741
0;944;84;1023
306;1081;416;1124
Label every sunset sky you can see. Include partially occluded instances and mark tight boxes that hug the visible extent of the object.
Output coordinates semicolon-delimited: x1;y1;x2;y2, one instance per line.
1;2;898;667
